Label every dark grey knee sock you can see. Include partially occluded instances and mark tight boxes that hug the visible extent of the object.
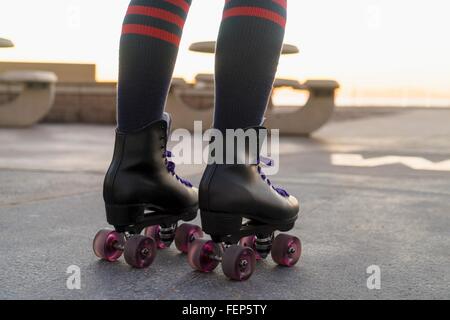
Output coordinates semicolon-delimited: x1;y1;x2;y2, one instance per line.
214;0;287;130
117;0;191;132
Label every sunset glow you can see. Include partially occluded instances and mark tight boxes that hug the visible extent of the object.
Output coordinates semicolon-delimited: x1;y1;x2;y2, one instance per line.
1;0;449;106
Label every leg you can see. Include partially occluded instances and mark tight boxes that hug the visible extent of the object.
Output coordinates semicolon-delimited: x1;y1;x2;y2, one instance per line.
117;0;192;132
214;0;287;130
94;0;200;269
192;1;300;281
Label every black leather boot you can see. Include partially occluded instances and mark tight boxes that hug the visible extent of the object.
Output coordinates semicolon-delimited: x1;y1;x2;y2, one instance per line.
103;116;198;227
187;127;301;281
93;114;202;269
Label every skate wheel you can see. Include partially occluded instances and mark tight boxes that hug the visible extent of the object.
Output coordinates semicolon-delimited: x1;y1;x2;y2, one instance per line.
222;245;256;281
124;235;157;269
144;225;166;249
188;239;221;273
271;234;302;267
93;229;124;262
239;235;262;260
175;223;204;254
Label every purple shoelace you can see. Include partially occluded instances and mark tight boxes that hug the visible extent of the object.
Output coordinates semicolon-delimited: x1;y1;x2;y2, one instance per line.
164;150;193;188
258;156;290;197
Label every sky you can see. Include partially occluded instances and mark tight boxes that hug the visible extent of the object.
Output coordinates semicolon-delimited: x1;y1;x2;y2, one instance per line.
1;0;449;106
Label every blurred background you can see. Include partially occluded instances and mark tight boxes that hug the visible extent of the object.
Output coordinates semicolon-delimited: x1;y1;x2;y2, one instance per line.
1;0;449;108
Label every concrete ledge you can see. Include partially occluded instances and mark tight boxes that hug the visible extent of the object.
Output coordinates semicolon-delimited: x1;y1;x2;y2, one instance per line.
0;38;14;48
0;71;58;127
0;70;57;83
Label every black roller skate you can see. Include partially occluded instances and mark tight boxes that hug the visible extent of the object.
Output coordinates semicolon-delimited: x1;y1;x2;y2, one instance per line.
188;127;301;281
93;114;202;268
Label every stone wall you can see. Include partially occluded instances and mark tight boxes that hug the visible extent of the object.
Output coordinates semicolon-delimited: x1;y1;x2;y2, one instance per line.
44;82;117;124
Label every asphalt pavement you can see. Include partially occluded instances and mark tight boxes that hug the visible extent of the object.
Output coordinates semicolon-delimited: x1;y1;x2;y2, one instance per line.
0;107;449;299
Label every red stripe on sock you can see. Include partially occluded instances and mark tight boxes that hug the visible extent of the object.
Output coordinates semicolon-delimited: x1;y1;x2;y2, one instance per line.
165;0;190;13
122;24;181;46
127;5;185;29
223;7;286;28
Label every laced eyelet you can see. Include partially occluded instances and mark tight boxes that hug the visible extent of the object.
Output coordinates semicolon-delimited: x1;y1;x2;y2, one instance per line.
163;150;193;188
258;157;289;198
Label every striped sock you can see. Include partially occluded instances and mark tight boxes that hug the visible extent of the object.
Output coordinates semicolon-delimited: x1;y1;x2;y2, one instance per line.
214;0;287;131
117;0;191;132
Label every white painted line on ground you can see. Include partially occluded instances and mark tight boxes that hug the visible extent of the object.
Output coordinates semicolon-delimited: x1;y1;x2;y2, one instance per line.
331;153;450;171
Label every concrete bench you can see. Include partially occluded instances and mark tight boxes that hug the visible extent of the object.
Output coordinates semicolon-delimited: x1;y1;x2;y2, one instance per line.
267;79;340;135
189;41;299;55
0;71;58;127
0;38;14;48
166;77;215;129
166;77;338;135
164;41;339;135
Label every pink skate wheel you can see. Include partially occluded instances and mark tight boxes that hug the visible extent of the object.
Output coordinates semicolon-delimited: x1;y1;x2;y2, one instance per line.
222;245;256;281
271;234;302;267
124;235;157;269
239;235;262;260
93;229;124;262
175;223;204;254
188;239;221;272
144;225;166;249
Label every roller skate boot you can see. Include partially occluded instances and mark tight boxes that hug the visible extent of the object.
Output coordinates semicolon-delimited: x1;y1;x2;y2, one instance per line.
188;127;301;280
93;114;202;268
